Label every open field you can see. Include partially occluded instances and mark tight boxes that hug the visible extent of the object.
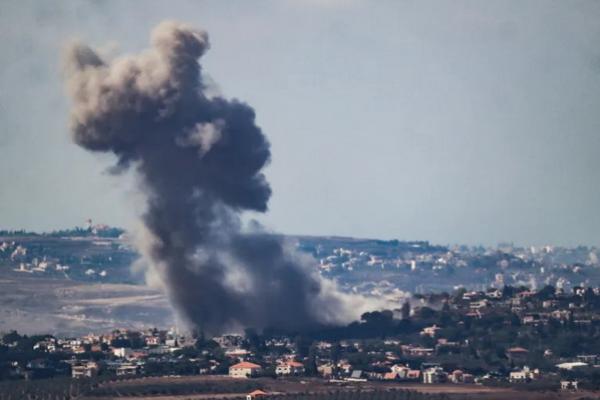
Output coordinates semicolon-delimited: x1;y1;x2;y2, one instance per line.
80;376;600;400
0;272;173;336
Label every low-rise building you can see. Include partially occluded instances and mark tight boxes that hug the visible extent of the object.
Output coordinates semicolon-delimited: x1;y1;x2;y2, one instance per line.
229;361;262;378
420;325;441;337
556;362;588;371
275;361;304;376
317;363;334;378
402;345;434;357
145;336;161;346
346;370;367;382
246;389;267;400
506;347;529;362
449;369;463;383
509;366;540;382
71;362;99;379
561;380;579;390
390;364;410;378
116;364;139;376
113;347;132;358
406;370;421;380
423;367;447;384
383;372;398;380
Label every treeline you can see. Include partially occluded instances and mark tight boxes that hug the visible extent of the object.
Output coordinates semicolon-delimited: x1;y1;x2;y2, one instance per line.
251;309;420;345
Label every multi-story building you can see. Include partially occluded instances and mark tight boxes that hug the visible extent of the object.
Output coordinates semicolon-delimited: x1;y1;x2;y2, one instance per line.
229;361;262;378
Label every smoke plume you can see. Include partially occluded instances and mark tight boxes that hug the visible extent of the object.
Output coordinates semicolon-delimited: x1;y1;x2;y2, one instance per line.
64;21;366;334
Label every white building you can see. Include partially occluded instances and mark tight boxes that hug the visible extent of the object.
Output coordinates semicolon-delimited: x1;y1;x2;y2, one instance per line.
561;380;579;390
509;366;540;382
390;364;410;378
71;362;99;379
420;325;441;338
556;362;588;371
275;361;304;376
113;347;132;358
116;364;139;376
423;367;447;384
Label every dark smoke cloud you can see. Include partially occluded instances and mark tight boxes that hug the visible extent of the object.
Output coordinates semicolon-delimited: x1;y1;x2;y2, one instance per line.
64;21;371;334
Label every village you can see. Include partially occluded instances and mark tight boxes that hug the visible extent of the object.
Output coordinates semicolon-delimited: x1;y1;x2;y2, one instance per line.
0;283;598;395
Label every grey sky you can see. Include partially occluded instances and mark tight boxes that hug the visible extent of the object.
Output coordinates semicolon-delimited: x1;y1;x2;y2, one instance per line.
1;0;600;246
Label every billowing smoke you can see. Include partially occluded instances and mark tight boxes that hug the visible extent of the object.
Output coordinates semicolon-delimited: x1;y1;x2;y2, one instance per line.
64;21;369;334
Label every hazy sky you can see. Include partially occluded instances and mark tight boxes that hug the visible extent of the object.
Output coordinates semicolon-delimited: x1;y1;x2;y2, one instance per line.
1;0;600;246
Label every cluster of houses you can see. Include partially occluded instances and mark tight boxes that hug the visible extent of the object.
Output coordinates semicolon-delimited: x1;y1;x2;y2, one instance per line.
0;231;126;280
24;327;512;386
21;328;190;379
3;320;597;391
314;239;599;295
2;283;597;390
432;285;600;326
216;286;600;388
226;358;475;385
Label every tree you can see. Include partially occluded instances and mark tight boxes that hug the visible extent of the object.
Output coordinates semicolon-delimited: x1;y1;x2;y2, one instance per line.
243;328;265;354
502;285;516;298
536;285;555;301
417;306;436;319
401;301;411;320
438;301;452;325
359;310;395;338
295;335;312;358
331;342;342;364
2;331;21;346
453;288;467;303
305;344;319;376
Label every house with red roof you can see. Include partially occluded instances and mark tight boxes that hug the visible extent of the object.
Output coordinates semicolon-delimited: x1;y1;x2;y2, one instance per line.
247;389;267;400
383;372;398;380
506;347;529;362
229;361;262;378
